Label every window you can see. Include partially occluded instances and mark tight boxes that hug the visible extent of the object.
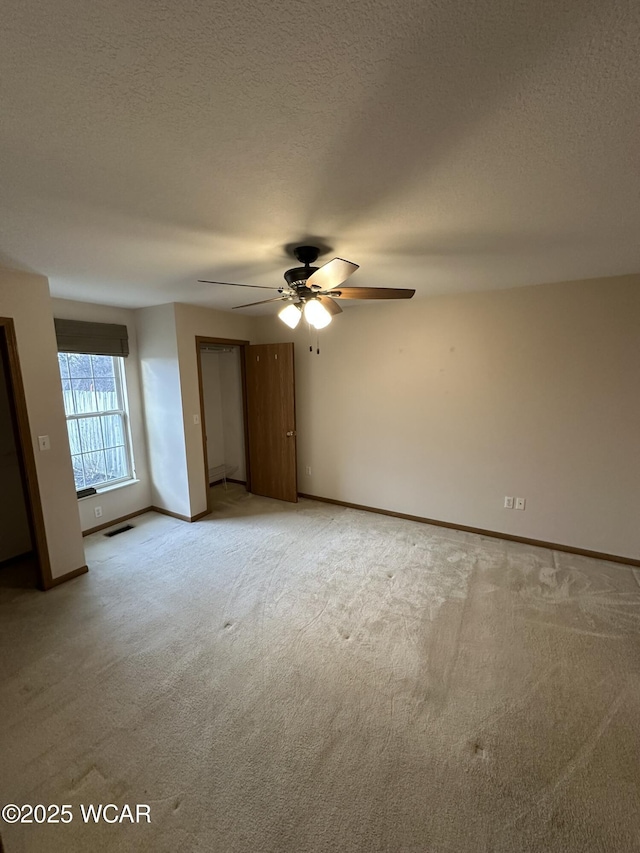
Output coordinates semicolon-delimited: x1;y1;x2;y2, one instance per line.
58;353;134;491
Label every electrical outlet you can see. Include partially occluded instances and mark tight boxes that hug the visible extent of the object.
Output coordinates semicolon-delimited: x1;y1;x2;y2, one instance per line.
515;497;526;511
94;506;103;519
504;496;514;509
305;466;312;476
38;435;50;451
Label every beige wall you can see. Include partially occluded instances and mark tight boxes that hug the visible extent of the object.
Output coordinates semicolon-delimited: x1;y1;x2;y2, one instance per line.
136;303;190;517
10;268;629;571
254;274;640;559
0;269;85;579
51;298;152;531
174;304;255;518
134;305;254;519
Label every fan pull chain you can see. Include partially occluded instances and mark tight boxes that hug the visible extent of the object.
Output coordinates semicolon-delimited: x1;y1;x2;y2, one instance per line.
305;320;321;355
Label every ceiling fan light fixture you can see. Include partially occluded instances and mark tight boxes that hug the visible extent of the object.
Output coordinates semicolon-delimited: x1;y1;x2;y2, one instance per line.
206;244;415;320
304;299;332;330
278;303;302;329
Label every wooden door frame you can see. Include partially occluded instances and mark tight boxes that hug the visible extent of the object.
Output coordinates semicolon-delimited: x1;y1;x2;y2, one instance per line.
195;336;251;517
0;317;52;590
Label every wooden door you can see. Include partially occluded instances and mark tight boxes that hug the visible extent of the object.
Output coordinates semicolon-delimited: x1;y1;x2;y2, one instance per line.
245;343;297;502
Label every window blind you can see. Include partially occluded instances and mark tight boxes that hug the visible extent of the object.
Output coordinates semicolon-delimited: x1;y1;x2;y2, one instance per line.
54;318;129;357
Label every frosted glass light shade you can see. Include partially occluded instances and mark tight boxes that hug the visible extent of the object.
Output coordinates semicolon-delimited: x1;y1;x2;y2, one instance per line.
278;303;302;329
303;299;332;329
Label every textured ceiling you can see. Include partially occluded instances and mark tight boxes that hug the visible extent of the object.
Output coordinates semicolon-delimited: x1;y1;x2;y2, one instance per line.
1;0;639;310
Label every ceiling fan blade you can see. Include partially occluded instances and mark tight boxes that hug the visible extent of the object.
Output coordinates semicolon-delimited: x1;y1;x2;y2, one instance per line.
330;287;415;300
199;279;281;290
232;297;285;310
318;296;342;315
306;258;359;291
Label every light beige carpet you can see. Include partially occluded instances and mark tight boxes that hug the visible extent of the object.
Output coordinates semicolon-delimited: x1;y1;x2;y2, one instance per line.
1;484;639;852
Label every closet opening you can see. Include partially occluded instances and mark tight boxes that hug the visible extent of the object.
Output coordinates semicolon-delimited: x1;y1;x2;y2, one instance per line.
196;337;250;516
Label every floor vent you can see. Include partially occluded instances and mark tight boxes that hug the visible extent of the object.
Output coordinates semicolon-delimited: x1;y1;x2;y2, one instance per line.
104;524;134;538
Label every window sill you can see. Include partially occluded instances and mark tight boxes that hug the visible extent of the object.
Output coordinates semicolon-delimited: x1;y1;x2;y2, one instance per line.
78;479;140;501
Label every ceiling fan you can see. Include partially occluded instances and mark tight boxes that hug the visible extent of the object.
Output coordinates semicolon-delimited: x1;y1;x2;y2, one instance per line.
198;246;415;330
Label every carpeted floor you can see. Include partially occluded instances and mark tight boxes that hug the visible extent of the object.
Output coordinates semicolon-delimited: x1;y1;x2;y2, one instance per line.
1;484;639;852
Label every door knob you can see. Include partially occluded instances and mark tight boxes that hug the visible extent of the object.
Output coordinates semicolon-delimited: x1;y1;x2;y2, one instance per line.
286;431;296;437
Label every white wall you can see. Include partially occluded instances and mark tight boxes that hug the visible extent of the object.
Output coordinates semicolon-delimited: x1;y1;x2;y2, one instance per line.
200;351;225;477
136;303;191;518
0;344;31;561
200;348;246;483
174;303;255;518
254;274;640;559
51;298;152;531
0;269;85;580
219;348;246;481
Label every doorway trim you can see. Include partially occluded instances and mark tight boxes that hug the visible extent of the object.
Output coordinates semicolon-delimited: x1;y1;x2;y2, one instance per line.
195;336;251;517
0;317;52;590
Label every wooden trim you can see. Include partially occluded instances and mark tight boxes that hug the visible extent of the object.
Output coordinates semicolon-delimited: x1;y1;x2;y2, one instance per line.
82;506;153;536
239;344;252;493
190;509;210;522
151;505;192;523
298;493;640;568
150;505;210;523
195;338;211;517
196;337;250;347
209;477;247;487
195;336;252;520
47;564;89;587
0;318;52;590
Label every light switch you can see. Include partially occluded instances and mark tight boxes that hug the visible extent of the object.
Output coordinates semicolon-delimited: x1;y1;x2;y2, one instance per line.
38;435;50;451
193;414;200;425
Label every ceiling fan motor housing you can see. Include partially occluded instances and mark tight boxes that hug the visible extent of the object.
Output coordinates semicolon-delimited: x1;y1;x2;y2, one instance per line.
284;245;322;289
284;266;318;288
293;245;320;265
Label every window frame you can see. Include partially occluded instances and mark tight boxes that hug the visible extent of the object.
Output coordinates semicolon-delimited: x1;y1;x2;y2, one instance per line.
59;353;135;492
